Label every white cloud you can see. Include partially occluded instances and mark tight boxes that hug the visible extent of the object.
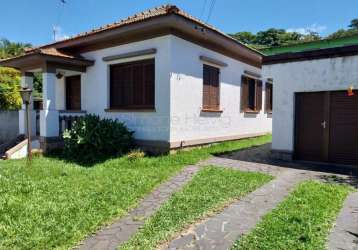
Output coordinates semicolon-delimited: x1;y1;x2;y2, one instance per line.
286;24;327;35
53;25;70;41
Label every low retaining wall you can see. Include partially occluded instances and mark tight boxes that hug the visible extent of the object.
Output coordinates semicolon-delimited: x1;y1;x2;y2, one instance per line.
0;111;19;144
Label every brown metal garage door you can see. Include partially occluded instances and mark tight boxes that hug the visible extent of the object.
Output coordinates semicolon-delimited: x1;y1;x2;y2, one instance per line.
295;91;358;166
329;91;358;165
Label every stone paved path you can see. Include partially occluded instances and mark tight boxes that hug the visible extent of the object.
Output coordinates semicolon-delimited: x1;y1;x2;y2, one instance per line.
201;156;290;177
328;192;358;250
75;144;356;250
166;158;314;250
77;165;200;250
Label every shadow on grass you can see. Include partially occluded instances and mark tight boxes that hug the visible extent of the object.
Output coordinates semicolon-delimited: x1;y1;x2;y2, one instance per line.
214;143;358;188
44;149;122;167
44;147;163;167
319;174;358;189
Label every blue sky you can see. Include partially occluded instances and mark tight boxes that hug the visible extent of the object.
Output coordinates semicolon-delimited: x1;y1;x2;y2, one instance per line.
1;0;357;46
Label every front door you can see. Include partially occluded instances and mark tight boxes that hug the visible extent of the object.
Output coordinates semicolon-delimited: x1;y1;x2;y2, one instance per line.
66;75;81;110
294;92;326;162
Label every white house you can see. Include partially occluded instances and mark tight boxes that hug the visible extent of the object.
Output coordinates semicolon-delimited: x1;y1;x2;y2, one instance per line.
0;5;272;153
263;45;358;166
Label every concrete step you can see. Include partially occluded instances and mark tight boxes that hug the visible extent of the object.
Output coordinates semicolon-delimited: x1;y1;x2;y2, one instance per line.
0;135;25;158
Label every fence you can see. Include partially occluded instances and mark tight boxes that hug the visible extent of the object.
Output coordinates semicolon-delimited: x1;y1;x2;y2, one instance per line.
0;111;19;144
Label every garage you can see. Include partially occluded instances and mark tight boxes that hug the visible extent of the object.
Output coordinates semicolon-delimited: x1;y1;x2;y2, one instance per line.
295;91;358;166
263;44;358;167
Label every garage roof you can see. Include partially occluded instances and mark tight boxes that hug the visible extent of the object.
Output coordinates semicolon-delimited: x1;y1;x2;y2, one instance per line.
263;44;358;65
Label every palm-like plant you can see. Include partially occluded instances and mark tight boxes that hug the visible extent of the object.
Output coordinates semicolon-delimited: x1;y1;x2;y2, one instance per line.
0;38;32;59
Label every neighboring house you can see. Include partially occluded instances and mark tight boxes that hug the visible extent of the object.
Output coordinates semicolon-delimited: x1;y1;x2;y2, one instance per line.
262;33;358;55
0;5;272;153
263;45;358;166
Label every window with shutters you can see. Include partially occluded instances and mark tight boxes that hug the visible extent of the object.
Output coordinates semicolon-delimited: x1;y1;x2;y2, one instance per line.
241;75;262;112
109;59;155;109
202;64;220;111
266;82;273;113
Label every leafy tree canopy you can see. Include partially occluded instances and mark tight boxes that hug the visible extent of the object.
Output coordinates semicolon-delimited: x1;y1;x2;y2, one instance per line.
349;19;358;29
230;18;357;49
0;39;34;110
327;28;358;39
0;38;31;59
230;28;320;49
0;67;21;110
230;31;256;45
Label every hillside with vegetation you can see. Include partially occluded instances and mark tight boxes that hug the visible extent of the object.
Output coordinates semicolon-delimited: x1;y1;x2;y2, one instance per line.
230;19;358;50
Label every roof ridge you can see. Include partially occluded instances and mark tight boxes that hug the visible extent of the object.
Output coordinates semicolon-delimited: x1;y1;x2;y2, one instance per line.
24;4;262;56
32;4;178;50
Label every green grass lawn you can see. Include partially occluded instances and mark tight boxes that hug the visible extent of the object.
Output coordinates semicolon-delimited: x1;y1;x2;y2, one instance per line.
0;135;271;250
232;180;352;250
120;166;272;250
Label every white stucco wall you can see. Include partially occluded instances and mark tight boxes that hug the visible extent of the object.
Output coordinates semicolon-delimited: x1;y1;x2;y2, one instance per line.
74;34;271;144
81;36;171;141
263;55;358;152
169;36;272;143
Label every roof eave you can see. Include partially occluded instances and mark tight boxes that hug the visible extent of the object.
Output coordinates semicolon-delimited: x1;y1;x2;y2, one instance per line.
0;53;94;71
263;44;358;65
31;12;263;61
53;14;262;68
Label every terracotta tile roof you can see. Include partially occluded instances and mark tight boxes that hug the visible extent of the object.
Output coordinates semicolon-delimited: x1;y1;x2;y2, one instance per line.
28;4;255;53
0;47;89;63
34;48;78;58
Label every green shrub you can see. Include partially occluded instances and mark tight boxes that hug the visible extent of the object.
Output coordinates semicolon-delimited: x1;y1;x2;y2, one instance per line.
127;149;146;161
63;114;134;163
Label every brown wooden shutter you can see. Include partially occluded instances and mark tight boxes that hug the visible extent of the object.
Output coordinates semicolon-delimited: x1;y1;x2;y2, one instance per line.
241;75;248;112
133;64;143;105
211;66;220;110
203;65;211;109
203;65;220;110
265;82;273;112
111;64;126;108
110;59;154;109
144;62;155;107
256;80;263;111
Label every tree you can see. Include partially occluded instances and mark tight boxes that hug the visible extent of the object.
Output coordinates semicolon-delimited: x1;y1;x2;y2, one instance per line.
0;39;33;110
327;28;358;39
327;18;358;39
301;31;321;42
254;28;285;46
230;31;256;44
0;67;21;110
253;28;305;47
349;19;358;29
33;73;43;98
230;28;313;48
0;38;31;59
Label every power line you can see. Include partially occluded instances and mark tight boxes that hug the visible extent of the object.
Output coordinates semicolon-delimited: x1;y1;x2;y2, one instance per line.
205;0;216;23
200;0;208;20
53;0;67;41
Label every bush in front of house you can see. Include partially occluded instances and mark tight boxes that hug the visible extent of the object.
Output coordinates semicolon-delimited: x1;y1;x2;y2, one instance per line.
63;114;134;163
